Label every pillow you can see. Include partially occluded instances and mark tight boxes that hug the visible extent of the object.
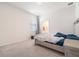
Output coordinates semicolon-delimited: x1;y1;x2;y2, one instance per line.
48;37;64;44
54;32;66;38
66;34;79;40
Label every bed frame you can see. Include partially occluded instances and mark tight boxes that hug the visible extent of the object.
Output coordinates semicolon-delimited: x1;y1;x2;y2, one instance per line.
35;39;65;53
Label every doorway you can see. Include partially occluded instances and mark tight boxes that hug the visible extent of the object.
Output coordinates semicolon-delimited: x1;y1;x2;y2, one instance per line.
42;20;49;33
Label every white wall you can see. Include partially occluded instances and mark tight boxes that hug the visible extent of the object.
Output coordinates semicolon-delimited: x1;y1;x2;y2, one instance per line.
40;6;75;34
75;3;79;36
49;6;75;34
40;14;50;33
75;3;79;20
0;3;36;46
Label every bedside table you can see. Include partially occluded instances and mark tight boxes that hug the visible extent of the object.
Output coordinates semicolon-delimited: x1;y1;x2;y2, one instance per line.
64;39;79;57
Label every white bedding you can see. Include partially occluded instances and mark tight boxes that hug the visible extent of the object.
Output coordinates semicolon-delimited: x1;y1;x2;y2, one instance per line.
34;33;64;44
48;37;64;44
34;33;52;41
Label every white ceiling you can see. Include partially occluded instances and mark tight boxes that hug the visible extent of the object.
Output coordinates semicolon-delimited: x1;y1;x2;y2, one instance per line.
8;2;74;16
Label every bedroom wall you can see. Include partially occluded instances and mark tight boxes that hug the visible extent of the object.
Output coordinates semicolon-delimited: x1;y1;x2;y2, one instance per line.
0;3;36;46
49;5;75;34
40;14;50;33
75;3;79;36
75;3;79;20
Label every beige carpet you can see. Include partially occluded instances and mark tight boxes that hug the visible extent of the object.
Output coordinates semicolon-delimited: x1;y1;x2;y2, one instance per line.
0;39;64;57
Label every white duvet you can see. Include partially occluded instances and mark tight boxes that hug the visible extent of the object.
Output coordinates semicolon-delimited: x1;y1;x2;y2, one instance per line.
35;33;64;44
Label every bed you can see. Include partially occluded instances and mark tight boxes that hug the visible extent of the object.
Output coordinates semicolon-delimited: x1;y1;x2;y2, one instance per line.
35;39;64;53
34;32;79;54
34;33;65;53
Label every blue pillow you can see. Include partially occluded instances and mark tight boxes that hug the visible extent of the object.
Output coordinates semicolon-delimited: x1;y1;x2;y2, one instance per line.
66;34;79;40
54;32;66;38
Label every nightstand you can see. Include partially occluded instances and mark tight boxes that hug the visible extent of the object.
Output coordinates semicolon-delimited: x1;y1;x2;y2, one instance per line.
64;39;79;57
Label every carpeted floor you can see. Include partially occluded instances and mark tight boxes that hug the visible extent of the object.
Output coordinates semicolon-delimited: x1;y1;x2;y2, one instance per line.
0;39;64;57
